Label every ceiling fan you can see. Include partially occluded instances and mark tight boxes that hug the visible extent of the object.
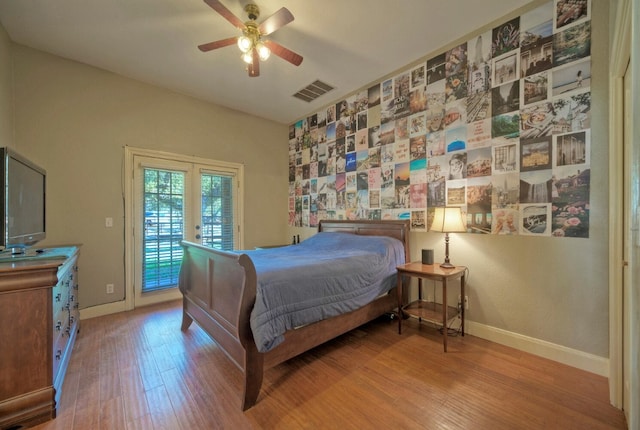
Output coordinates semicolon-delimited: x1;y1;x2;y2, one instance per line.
198;0;303;77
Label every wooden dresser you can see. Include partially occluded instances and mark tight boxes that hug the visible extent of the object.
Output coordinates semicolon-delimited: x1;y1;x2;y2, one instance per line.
0;246;80;429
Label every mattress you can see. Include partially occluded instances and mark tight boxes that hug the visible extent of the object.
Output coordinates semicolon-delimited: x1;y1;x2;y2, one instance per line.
244;232;406;352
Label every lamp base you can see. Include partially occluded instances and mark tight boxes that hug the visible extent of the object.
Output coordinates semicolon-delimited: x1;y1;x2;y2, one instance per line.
439;262;455;269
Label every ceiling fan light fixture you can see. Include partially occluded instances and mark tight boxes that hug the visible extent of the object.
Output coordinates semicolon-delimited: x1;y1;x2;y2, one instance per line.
200;0;304;77
256;41;270;61
241;52;254;64
237;35;252;53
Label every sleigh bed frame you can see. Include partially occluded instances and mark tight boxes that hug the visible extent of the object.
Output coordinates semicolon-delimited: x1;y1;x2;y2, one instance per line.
178;219;410;410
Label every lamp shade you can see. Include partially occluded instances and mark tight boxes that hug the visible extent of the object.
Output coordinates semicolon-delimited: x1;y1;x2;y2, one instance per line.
431;207;466;233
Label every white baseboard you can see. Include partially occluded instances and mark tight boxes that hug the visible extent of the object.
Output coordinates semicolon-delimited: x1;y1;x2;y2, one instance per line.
79;300;127;320
466;320;609;377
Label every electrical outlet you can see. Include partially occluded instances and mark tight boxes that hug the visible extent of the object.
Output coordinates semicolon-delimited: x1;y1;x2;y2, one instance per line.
106;283;114;294
458;295;469;310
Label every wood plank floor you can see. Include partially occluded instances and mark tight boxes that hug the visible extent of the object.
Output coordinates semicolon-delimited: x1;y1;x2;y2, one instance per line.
31;300;627;430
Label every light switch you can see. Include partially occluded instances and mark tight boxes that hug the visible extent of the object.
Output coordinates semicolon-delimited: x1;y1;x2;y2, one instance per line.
105;217;113;228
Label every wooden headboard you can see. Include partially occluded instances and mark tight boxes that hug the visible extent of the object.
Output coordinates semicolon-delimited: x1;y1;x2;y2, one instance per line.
317;219;411;262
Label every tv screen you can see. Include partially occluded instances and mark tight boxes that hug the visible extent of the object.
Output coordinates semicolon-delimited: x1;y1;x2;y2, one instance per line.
1;147;46;253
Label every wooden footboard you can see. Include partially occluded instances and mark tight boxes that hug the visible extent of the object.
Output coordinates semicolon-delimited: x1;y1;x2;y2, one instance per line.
178;219;410;410
178;242;263;410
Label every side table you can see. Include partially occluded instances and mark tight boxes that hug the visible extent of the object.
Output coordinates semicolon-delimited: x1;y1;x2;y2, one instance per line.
396;262;466;352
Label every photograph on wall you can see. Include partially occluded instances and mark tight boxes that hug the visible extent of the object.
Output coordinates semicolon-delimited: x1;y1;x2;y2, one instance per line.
445;73;468;105
396;117;409;141
492;113;520;141
467;147;492;178
411;210;427;231
552;20;590;67
468;30;493;77
410;183;427;209
426;130;446;157
492;17;520;57
492;171;520;207
520;203;551;235
554;0;590;32
447;152;467;180
521;72;550;106
555;129;589;167
467;176;493;234
552;57;590;96
520;170;553;203
357;111;368;131
520;136;552;171
444;99;467;129
381;144;394;164
427;52;446;84
552;91;591;133
446;180;467;206
446;127;467;153
410;112;427;136
492;50;520;87
382;78;393;103
368;83;381;107
380;121;396;146
492;207;519;235
520;2;554;75
466;118;492;149
395;72;411;99
410;86;427;113
410;163;427;186
411;63;426;89
492;142;519;173
492;80;520;116
551;165;590;237
446;43;468;77
466;91;492;124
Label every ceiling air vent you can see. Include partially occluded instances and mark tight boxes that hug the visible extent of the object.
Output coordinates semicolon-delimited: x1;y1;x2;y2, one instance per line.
292;80;335;102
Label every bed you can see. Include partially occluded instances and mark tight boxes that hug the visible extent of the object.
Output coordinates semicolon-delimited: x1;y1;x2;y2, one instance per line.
178;219;410;410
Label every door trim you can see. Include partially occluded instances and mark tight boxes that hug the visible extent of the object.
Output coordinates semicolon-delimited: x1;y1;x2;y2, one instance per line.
608;0;631;409
123;146;245;311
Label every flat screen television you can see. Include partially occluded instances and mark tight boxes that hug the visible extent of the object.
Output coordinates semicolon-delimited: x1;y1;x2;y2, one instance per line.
0;147;46;254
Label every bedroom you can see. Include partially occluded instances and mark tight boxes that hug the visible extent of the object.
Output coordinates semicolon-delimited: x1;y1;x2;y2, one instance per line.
0;0;636;428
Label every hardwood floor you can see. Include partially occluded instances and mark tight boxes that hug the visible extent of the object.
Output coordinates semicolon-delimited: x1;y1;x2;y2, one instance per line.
31;300;626;430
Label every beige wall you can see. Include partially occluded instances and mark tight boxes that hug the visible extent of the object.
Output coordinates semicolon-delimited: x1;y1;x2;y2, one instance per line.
289;0;611;360
0;25;12;146
5;44;289;309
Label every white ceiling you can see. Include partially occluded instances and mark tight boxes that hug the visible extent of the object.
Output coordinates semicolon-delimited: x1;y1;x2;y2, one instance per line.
0;0;533;125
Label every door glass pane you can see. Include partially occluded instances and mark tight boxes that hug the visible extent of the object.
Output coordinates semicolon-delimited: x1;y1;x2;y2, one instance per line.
142;168;184;293
200;173;234;250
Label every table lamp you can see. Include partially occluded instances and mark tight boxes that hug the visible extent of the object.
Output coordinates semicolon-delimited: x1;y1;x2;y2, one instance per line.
430;206;466;268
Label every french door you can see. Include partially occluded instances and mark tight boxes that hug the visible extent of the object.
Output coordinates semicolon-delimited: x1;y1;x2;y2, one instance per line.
125;148;243;309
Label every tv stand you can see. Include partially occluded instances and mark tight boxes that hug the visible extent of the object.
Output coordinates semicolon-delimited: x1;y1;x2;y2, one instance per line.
0;246;80;428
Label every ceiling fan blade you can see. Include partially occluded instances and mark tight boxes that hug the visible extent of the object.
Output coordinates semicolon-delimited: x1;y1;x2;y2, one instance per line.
263;40;303;66
248;49;260;77
198;37;237;52
203;0;245;30
258;7;294;36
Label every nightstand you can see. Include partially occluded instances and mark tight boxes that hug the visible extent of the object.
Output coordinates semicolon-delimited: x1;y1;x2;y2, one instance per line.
396;262;466;352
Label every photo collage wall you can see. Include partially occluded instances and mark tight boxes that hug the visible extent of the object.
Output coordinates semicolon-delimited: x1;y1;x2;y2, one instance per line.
288;0;592;238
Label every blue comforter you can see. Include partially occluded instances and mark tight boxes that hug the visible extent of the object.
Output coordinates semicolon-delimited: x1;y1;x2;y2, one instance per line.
244;232;406;352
